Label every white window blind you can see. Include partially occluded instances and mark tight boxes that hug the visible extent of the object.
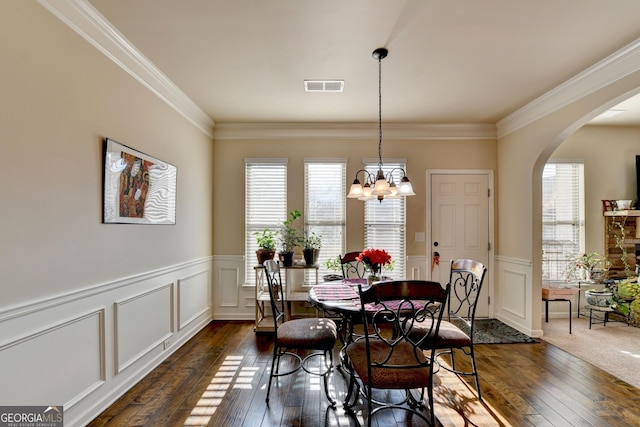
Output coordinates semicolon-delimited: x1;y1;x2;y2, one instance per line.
245;159;287;285
304;160;346;279
542;161;585;282
364;160;407;279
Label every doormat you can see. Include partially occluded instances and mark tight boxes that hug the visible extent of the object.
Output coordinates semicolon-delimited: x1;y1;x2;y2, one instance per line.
449;318;538;344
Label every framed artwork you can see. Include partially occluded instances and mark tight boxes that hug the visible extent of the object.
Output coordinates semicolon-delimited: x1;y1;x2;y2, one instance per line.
103;138;177;224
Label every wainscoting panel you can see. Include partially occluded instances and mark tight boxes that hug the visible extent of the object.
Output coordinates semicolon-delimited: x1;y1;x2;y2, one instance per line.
212;255;251;320
217;267;240;308
495;256;534;336
500;270;527;318
0;257;213;427
178;270;211;330
407;256;428;280
115;284;174;374
0;309;105;408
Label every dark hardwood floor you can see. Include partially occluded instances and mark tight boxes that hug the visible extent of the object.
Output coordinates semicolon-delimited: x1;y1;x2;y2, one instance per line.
88;320;640;427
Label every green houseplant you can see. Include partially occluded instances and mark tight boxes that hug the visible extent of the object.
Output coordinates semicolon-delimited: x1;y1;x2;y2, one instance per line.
321;255;344;281
564;252;608;282
279;209;302;266
324;255;342;272
608;215;633;278
254;228;277;265
302;230;322;266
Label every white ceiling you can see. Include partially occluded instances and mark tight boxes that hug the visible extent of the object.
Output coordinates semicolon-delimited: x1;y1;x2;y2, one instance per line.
84;0;640;127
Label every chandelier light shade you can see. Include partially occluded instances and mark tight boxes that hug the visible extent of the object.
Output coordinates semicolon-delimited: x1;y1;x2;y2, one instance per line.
347;47;415;203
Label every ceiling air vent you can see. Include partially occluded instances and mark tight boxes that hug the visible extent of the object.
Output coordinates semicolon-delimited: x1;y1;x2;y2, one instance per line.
304;80;344;92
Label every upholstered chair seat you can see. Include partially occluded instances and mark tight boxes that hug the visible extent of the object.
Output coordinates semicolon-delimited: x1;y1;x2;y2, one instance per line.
346;339;431;390
277;318;337;349
409;319;471;349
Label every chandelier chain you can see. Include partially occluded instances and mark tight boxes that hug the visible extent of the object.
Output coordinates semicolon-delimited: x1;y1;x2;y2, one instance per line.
378;54;383;171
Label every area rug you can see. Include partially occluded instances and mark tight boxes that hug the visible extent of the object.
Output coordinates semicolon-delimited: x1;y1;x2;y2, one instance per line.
449;318;539;344
542;317;640;389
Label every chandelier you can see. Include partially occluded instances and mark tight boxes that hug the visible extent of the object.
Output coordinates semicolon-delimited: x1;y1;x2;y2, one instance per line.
347;47;415;203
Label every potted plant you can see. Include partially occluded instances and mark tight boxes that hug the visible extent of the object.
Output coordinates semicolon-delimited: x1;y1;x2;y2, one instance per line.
585;287;614;307
254;228;278;265
324;255;342;273
564;252;608;282
321;255;344;281
608;278;640;324
279;209;302;266
302;230;322;266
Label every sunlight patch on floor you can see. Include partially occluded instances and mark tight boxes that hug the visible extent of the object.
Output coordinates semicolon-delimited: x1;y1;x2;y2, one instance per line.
619;349;640;359
183;355;259;426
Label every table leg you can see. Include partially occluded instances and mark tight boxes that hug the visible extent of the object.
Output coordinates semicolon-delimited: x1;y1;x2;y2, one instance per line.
568;299;572;334
545;300;549;323
543;297;573;333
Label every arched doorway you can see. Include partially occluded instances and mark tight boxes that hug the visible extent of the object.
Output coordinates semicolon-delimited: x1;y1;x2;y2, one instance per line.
495;67;640;337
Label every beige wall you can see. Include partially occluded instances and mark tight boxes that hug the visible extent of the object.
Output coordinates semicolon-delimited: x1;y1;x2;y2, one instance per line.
0;1;213;307
551;126;640;254
212;137;497;257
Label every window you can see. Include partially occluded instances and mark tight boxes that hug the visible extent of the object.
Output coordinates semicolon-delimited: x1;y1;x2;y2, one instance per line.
245;159;287;285
542;161;585;282
364;159;407;279
304;160;346;279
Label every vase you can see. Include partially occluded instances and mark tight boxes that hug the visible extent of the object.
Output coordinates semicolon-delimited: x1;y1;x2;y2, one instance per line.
255;249;275;266
367;274;380;286
367;265;381;286
303;248;320;266
281;251;294;267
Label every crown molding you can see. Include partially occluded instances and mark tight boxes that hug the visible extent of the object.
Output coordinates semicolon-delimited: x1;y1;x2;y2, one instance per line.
212;122;496;140
41;0;640;142
497;37;640;138
37;0;214;138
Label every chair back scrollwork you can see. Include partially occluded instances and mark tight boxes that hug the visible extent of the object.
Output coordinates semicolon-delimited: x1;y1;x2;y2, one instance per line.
263;260;286;329
340;251;366;279
447;259;488;328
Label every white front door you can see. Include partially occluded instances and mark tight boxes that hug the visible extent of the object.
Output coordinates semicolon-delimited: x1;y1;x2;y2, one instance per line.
429;171;492;317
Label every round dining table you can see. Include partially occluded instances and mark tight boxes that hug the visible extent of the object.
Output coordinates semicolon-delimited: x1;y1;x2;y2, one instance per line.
307;281;367;374
308;282;362;312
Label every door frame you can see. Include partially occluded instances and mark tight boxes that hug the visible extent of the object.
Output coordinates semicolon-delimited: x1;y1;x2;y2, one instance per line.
426;169;495;318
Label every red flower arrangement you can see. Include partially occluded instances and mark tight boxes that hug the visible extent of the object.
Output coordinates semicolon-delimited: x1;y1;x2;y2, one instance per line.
357;248;392;273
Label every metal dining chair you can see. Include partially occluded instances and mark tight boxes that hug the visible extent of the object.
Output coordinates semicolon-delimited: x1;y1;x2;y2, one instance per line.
410;259;487;400
263;260;338;406
344;280;450;427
